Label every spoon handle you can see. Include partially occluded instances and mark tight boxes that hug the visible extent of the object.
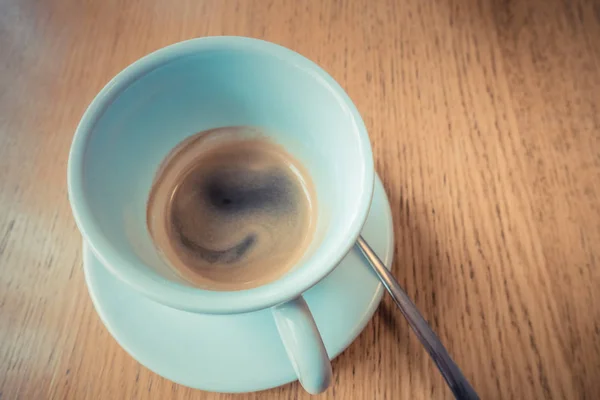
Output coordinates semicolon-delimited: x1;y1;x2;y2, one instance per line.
356;236;479;400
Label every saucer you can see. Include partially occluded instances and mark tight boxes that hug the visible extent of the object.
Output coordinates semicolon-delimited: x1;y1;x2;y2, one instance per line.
84;175;394;393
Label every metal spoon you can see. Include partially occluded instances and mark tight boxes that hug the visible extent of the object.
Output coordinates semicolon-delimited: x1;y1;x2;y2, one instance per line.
356;236;479;400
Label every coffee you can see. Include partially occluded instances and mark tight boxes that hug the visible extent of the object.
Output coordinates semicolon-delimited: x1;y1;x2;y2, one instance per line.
147;127;317;290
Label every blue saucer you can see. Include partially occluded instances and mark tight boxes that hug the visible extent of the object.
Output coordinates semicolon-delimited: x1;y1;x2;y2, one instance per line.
84;175;394;393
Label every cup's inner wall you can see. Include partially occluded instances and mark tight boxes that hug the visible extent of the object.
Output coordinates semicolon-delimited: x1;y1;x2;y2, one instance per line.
82;48;368;288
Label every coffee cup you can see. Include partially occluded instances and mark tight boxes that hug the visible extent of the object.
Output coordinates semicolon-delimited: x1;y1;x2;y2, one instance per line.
68;37;374;394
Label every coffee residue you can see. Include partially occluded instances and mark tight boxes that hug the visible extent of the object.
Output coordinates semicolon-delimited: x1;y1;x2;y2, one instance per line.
147;127;316;290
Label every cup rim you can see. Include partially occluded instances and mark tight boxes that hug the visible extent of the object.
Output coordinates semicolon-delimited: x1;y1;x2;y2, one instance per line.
68;36;374;314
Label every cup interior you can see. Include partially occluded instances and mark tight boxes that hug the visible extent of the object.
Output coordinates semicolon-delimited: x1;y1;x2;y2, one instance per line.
69;37;373;313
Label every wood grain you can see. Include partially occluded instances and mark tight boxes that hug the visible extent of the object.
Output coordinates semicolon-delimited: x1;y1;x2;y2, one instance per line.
1;0;599;398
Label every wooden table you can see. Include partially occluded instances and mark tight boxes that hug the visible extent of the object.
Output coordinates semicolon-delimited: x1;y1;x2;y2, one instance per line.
1;0;599;398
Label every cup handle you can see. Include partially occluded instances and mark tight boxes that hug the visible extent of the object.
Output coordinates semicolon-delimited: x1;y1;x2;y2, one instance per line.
272;296;332;394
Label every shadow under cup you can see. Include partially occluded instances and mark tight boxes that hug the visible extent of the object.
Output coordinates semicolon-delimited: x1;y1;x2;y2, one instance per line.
69;37;374;315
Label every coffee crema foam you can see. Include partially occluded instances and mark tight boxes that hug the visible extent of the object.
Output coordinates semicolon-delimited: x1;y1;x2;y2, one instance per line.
147;127;317;290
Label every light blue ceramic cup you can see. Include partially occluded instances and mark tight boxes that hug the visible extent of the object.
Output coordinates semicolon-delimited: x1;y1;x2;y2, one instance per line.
68;37;374;394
